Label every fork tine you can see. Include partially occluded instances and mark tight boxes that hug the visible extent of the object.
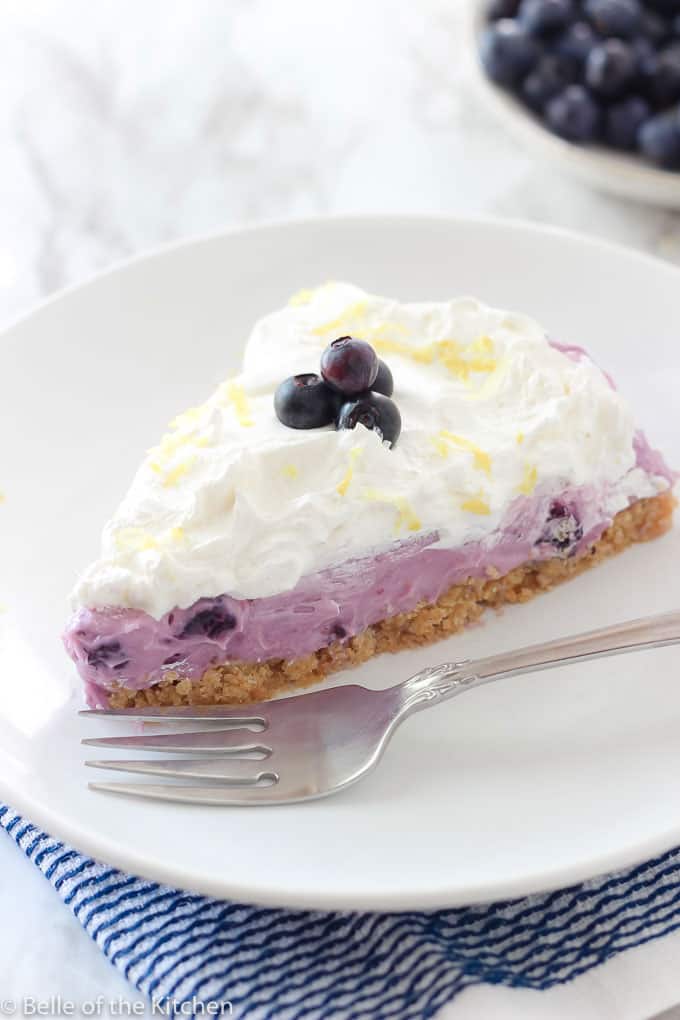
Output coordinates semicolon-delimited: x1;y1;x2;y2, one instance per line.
85;757;277;783
87;781;295;806
81;728;271;754
80;706;268;723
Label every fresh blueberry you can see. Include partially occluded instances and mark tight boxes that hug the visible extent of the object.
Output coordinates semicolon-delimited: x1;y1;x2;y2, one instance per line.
646;0;680;15
486;0;521;18
87;640;130;671
320;336;379;395
545;85;602;141
518;0;575;36
539;502;584;555
372;359;394;398
585;40;637;98
631;35;658;66
180;604;237;640
605;95;651;147
480;19;542;87
639;8;672;45
640;46;680;107
638;109;680;167
583;0;642;38
555;20;599;65
336;393;402;447
274;373;341;429
522;54;576;110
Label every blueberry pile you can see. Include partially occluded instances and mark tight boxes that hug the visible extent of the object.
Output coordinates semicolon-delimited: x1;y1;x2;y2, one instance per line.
481;0;680;169
274;337;402;447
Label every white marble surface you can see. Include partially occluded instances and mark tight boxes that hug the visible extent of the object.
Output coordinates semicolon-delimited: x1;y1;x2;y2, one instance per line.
1;0;680;1013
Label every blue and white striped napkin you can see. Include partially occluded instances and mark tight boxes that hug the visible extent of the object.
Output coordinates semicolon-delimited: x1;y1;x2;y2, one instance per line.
3;804;680;1019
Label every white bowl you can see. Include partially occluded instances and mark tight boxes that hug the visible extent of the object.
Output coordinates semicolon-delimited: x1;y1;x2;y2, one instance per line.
466;1;680;209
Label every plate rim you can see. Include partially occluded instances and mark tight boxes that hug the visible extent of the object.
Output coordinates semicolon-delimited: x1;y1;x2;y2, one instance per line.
3;211;680;344
2;213;679;911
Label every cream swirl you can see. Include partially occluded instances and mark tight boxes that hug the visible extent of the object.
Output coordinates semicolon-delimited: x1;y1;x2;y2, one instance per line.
72;282;666;618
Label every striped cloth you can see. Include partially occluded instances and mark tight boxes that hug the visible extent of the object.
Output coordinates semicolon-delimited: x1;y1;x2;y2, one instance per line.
3;805;680;1019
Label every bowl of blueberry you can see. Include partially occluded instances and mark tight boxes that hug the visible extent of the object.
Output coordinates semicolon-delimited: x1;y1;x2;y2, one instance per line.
469;0;680;206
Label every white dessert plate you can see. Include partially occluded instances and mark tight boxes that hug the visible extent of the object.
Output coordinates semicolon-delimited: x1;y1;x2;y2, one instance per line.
466;2;680;210
1;215;679;911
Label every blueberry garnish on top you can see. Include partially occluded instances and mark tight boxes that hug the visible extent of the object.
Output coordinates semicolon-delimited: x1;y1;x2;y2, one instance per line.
336;393;402;447
274;373;341;429
372;359;395;398
320;336;379;395
274;336;402;447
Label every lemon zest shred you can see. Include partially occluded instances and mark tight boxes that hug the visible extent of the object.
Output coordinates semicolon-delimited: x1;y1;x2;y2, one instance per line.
372;336;496;380
517;463;538;496
169;406;204;431
461;493;491;515
115;527;158;553
394;497;422;532
312;300;369;337
516;432;525;445
282;464;299;480
336;447;363;496
471;334;494;355
362;488;422;532
434;431;492;475
288;288;316;307
169;526;185;543
0;491;5;504
162;457;196;488
222;380;254;427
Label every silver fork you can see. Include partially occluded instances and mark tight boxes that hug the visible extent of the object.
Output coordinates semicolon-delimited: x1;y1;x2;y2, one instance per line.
82;610;680;806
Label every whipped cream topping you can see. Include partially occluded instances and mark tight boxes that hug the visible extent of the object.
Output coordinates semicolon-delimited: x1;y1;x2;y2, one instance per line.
72;283;667;618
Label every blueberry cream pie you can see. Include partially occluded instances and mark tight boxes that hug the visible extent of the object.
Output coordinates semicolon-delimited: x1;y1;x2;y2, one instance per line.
64;283;676;708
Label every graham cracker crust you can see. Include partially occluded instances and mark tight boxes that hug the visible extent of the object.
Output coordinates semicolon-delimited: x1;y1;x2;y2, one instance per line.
107;491;675;709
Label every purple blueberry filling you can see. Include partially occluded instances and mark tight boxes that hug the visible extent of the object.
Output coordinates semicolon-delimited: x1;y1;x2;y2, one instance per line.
64;479;659;707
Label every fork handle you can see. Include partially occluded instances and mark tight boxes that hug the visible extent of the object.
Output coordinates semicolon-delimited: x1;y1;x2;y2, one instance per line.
397;610;680;714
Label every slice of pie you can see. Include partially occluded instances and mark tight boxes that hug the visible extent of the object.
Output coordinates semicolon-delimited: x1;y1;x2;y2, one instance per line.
64;283;676;708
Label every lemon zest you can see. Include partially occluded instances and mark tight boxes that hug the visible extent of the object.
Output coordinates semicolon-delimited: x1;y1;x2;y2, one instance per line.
516;432;525;445
362;488;422;532
162;457;196;488
517;463;538;496
311;300;370;337
115;528;158;553
461;493;491;515
433;431;492;475
222;380;254;427
336;447;363;496
288;288;316;307
372;336;496;381
169;406;204;431
282;464;299;480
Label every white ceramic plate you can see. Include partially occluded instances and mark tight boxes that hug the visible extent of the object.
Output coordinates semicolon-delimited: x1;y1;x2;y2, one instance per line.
1;215;679;911
466;2;680;209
